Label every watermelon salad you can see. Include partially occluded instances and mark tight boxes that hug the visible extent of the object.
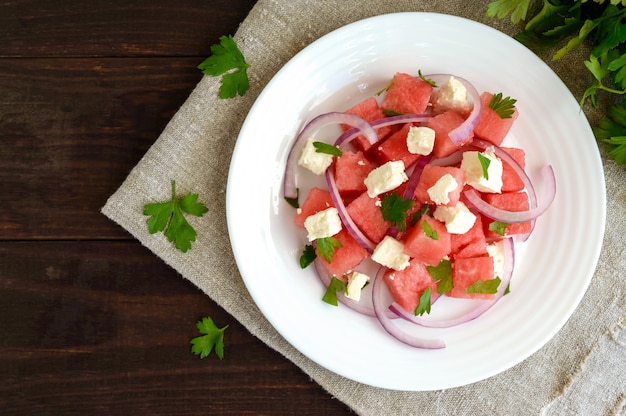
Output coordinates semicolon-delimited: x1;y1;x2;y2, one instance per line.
283;71;556;349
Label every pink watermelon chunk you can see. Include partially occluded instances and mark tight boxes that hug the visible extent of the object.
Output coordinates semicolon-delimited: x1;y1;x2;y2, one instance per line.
370;123;422;168
294;187;334;228
383;259;438;312
450;215;488;259
342;97;393;151
448;256;496;300
427;110;474;158
473;92;518;146
333;150;375;198
413;164;466;207
482;191;532;238
501;147;526;192
382;73;433;115
346;192;390;243
317;228;369;277
403;215;451;266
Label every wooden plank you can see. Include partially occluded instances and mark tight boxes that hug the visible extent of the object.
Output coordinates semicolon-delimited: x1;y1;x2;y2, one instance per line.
0;57;205;239
0;0;258;57
0;241;352;415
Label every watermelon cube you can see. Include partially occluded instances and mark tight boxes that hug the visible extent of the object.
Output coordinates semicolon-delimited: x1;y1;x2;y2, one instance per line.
346;192;390;243
501;147;526;192
482;191;532;238
450;215;488;259
316;228;369;277
427;110;474;158
403;215;451;266
333;150;375;198
448;256;496;300
382;72;433;115
294;187;334;228
370;123;422;167
473;92;518;146
342;97;393;151
413;165;466;207
383;259;438;312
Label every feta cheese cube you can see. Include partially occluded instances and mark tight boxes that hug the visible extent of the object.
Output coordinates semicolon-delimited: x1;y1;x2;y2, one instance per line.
427;173;458;205
364;160;408;197
461;148;503;193
371;236;410;271
433;201;477;234
304;207;342;241
344;271;370;302
406;126;435;155
297;137;334;175
431;76;471;114
487;241;505;278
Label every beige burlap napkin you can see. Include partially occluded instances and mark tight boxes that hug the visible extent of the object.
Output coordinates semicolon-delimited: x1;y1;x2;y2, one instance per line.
102;1;626;414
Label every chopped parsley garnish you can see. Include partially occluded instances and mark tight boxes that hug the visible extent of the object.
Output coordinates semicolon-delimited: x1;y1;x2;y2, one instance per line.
427;259;453;295
418;69;437;87
477;152;491;179
313;141;343;157
198;35;250;99
414;287;432;316
420;220;439;240
409;204;433;227
322;276;347;306
143;180;208;253
299;244;316;268
466;277;502;295
316;236;342;263
190;317;228;359
284;188;300;209
380;191;414;232
488;92;517;119
489;221;510;236
382;109;404;116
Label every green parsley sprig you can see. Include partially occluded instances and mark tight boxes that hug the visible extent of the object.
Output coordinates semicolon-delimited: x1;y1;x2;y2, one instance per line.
198;35;250;99
143;180;208;253
190;317;228;359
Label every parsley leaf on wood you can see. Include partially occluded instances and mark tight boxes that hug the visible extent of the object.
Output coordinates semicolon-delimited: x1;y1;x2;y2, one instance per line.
143;180;208;253
488;92;517;119
380;191;414;232
322;276;347;306
198;35;250;99
316;236;343;263
414;287;432;316
428;259;453;295
466;277;502;295
190;317;228;359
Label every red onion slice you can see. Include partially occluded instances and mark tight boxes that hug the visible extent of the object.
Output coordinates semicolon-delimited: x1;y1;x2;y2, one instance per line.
335;113;434;148
372;265;446;349
426;74;482;145
463;165;556;224
389;238;515;328
283;112;378;200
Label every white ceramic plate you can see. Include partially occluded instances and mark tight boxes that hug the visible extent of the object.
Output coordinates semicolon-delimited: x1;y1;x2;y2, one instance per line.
227;12;605;391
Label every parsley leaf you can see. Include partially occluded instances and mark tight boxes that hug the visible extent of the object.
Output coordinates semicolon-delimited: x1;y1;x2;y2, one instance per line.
380;191;414;232
284;188;300;209
409;204;432;227
486;0;531;24
198;35;250;99
190;317;228;359
421;220;439;240
489;221;510;236
316;236;343;263
414;287;432;316
418;69;437;87
478;152;491;179
143;180;208;253
322;276;347;306
466;277;502;295
488;92;517;119
299;244;316;268
313;141;343;157
428;259;453;295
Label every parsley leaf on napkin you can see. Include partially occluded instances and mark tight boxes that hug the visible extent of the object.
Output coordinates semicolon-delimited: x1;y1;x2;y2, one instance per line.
198;35;250;98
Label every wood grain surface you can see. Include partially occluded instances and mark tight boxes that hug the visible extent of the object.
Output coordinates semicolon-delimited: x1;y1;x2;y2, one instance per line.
0;1;354;414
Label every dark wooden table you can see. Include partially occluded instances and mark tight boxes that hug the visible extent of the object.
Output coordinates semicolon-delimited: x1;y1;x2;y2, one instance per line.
0;1;354;414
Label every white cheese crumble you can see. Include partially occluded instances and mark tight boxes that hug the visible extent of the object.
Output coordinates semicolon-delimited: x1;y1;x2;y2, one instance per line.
344;271;370;302
303;207;342;241
461;148;503;193
431;76;471;114
364;160;408;198
487;241;505;278
297;137;334;175
433;201;477;234
371;236;410;271
406;126;435;155
427;173;458;205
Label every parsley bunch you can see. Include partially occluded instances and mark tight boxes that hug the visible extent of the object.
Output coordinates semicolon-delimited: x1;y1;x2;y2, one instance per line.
487;0;626;165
